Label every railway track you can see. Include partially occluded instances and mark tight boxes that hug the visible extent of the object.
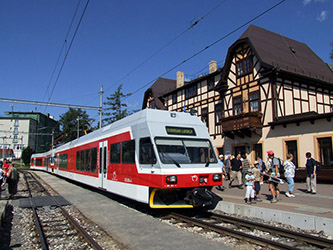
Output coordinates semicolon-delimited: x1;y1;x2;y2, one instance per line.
163;212;333;250
23;171;103;250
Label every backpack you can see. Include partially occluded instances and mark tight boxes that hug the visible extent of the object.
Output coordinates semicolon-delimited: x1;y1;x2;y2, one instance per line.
315;160;321;171
274;157;284;174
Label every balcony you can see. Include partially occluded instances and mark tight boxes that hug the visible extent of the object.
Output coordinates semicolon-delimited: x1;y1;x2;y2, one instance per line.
221;112;263;139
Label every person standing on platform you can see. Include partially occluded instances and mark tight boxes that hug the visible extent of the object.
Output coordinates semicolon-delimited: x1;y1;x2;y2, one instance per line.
2;159;9;176
241;154;251;188
0;167;4;199
216;155;225;191
6;161;19;199
284;154;296;198
224;155;231;180
266;150;281;203
305;152;319;195
229;153;243;189
244;168;255;204
252;161;262;202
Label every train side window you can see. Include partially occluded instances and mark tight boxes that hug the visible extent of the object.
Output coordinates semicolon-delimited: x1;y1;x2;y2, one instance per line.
59;154;68;169
139;138;156;164
122;140;135;164
110;143;121;164
76;151;81;171
91;147;97;173
36;158;42;166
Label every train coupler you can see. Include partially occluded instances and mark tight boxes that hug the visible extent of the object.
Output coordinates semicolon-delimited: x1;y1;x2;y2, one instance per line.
185;187;222;210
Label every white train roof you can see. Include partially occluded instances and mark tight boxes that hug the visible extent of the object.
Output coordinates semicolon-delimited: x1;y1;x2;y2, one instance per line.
51;109;209;154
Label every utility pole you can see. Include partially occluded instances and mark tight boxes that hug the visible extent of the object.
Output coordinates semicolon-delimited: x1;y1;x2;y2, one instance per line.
77;117;80;138
99;85;103;129
51;129;54;149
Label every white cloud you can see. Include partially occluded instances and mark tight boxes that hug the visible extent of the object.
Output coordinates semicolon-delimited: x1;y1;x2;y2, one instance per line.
317;10;328;22
303;0;328;5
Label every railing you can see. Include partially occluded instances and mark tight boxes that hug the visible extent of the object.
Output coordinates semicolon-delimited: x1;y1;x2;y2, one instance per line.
221;112;263;132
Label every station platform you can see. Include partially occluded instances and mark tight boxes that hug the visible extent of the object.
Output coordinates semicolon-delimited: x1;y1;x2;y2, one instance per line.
213;179;333;236
15;171;233;250
1;172;332;248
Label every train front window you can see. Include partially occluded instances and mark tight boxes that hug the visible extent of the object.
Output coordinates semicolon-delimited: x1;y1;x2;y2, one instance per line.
155;138;217;165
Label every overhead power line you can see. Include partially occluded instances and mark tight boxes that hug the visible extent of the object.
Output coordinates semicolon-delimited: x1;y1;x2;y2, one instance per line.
42;0;83;103
103;0;227;95
123;0;286;101
46;0;90;105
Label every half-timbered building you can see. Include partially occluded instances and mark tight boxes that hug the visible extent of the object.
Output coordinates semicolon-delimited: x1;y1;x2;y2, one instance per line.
143;25;333;178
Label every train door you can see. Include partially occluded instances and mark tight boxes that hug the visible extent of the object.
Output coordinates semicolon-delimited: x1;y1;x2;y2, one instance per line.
99;141;108;188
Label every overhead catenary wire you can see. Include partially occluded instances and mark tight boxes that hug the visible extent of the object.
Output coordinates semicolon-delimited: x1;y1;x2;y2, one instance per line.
123;0;286;101
42;0;82;105
45;0;90;107
102;0;227;96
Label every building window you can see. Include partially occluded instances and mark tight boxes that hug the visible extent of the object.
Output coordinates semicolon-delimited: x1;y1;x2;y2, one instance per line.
254;143;263;160
201;108;208;128
237;57;252;76
285;140;298;167
13;135;18;143
249;91;260;112
208;77;214;91
185;85;197;99
233;96;243;115
172;93;177;104
215;103;223;123
14;120;19;127
13;127;18;135
317;137;333;168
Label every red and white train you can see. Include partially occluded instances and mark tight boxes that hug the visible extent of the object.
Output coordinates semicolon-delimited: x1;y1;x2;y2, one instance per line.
30;109;223;209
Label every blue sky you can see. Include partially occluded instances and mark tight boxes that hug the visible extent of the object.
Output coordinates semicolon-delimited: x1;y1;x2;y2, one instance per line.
0;0;332;125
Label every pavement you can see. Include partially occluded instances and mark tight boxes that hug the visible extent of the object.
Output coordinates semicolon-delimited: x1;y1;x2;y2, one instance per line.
1;172;332;249
213;179;333;236
0;172;233;250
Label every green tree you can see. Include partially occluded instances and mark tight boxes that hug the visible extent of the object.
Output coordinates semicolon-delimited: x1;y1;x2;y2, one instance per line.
21;146;34;165
59;108;94;143
102;84;135;125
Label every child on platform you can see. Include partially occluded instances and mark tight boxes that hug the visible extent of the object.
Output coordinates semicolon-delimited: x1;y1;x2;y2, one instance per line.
245;168;256;204
252;161;262;202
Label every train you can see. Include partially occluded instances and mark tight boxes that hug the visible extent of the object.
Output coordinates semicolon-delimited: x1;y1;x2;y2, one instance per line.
30;109;223;209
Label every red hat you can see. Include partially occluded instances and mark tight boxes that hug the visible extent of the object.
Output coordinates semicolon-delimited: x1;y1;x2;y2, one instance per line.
267;150;274;155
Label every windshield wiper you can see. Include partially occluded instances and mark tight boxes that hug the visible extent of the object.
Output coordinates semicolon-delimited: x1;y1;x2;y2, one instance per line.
172;158;181;168
162;153;181;168
205;160;210;167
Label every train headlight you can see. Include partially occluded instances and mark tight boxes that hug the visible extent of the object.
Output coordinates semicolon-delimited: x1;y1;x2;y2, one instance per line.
166;175;177;184
213;174;222;182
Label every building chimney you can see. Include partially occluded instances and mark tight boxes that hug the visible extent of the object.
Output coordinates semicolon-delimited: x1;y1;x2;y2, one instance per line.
209;61;217;73
176;71;184;88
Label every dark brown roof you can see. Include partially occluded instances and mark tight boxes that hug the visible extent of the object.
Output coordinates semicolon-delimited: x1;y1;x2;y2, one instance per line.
142;77;177;109
240;25;333;84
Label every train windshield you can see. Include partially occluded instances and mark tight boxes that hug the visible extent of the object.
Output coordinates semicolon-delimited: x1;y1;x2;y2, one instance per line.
155;138;217;165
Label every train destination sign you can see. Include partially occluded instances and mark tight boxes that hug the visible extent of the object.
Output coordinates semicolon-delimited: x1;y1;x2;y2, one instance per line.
166;126;196;136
